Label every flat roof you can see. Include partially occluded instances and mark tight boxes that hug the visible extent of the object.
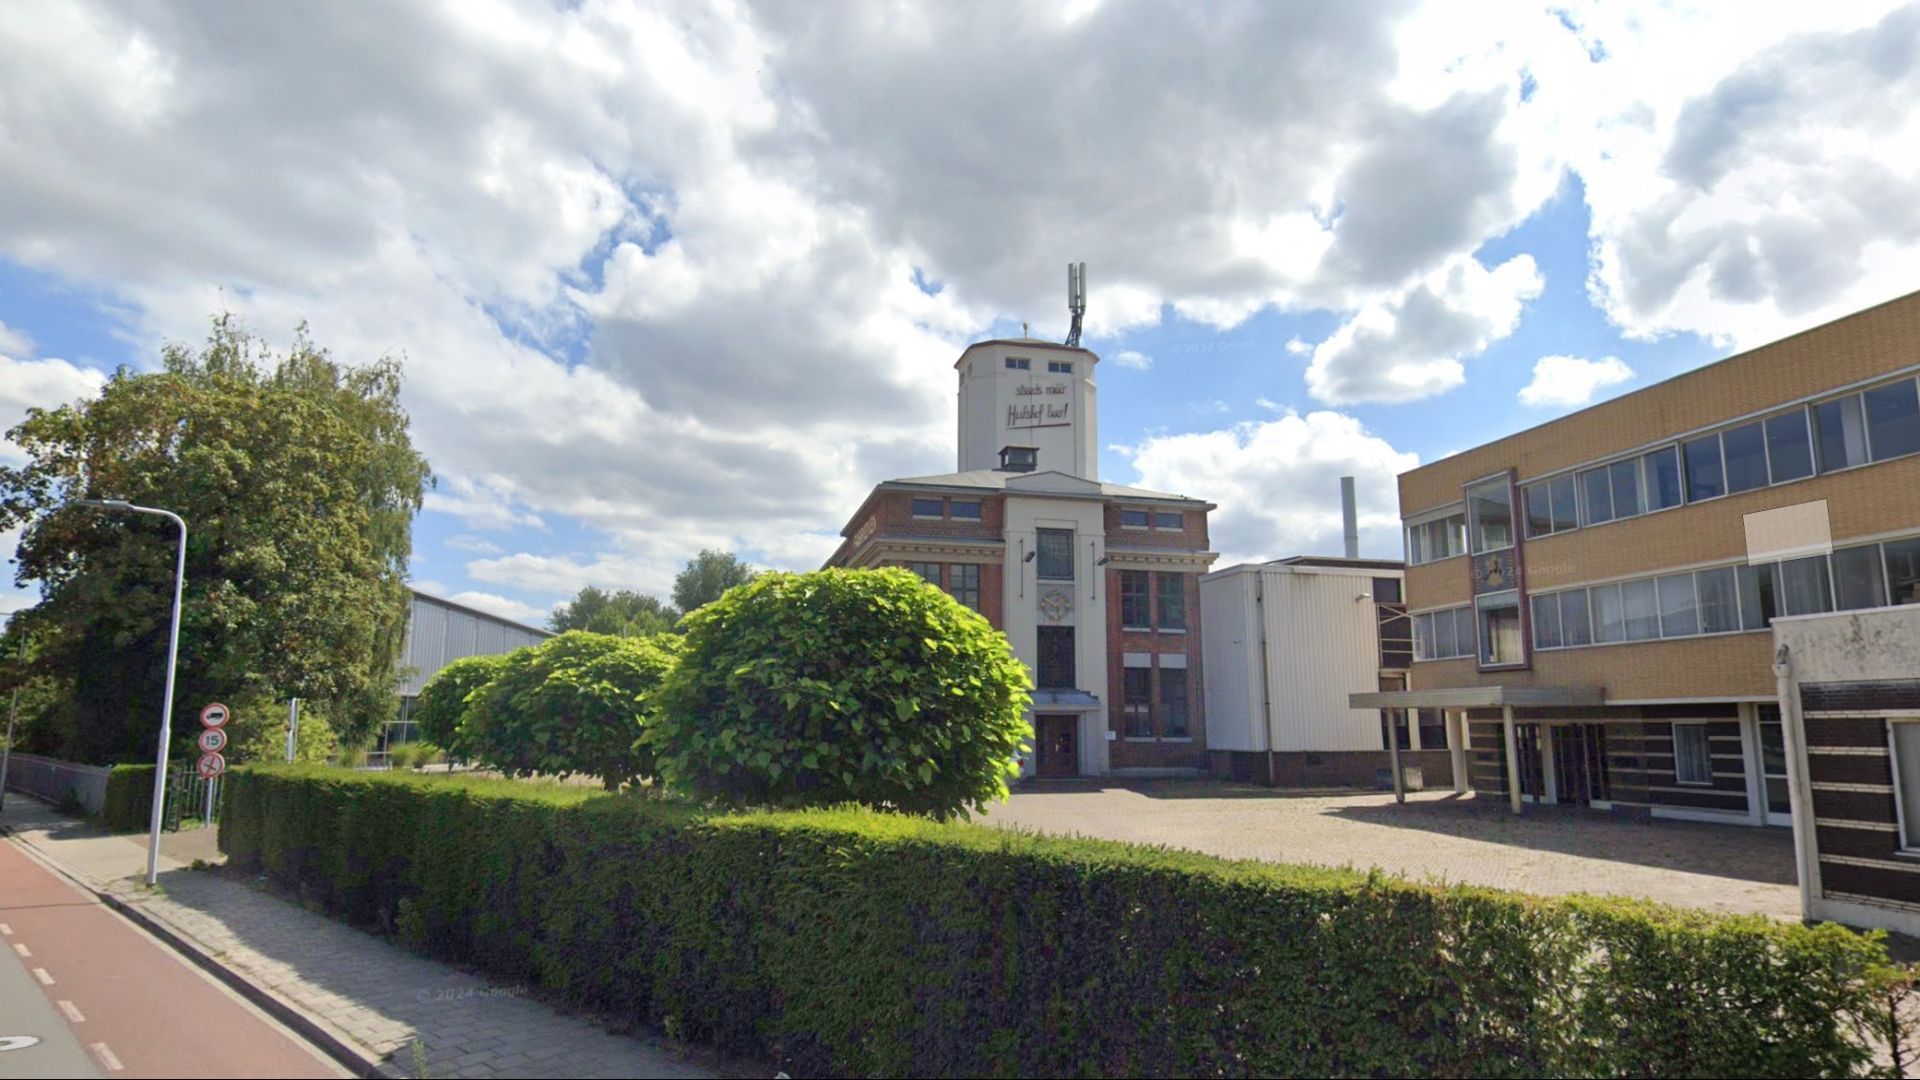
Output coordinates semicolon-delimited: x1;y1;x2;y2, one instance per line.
1349;686;1607;709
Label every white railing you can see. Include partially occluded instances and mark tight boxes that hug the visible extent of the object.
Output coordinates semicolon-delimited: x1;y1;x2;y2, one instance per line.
1;752;112;815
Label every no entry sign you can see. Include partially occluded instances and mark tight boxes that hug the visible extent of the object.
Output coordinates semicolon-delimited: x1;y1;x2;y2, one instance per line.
197;727;228;754
199;702;229;729
196;752;226;779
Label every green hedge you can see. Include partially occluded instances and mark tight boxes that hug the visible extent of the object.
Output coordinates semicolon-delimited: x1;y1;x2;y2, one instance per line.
97;764;156;832
220;766;1893;1077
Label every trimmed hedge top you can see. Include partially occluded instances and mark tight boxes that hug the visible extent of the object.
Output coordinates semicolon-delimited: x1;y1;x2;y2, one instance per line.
220;766;1896;1078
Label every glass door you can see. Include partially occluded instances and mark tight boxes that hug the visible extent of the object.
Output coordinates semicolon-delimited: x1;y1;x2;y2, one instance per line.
1757;705;1792;826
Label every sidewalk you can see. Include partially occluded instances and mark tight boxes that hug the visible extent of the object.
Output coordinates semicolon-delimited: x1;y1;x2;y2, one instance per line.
0;796;722;1079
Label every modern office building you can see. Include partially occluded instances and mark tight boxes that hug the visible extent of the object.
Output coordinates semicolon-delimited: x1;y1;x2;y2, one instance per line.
1201;556;1439;788
827;335;1219;778
1355;291;1920;828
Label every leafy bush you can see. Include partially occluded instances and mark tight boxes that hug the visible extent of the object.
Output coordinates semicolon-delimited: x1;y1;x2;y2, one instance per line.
652;569;1031;818
227;698;339;764
389;741;441;770
97;764;156;831
464;631;677;789
412;653;509;759
222;766;1895;1079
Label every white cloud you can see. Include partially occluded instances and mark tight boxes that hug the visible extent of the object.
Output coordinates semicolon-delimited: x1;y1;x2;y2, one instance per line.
0;319;32;357
1304;254;1543;404
1111;349;1152;370
0;354;107;464
1122;409;1419;563
445;590;549;626
1518;354;1634;408
443;534;504;556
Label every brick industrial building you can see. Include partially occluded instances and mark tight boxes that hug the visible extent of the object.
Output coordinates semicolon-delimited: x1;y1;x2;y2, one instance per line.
828;334;1218;778
1356;291;1920;843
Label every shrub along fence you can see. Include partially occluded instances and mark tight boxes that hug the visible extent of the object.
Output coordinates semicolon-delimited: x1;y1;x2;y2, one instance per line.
221;766;1897;1078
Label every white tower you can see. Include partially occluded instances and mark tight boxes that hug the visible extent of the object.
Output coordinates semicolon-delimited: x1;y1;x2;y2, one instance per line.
954;263;1100;479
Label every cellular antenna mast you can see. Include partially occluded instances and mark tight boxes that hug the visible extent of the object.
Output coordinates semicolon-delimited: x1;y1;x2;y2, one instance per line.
1065;261;1086;348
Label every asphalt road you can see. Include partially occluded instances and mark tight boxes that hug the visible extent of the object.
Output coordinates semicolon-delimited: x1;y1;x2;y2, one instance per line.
0;838;346;1079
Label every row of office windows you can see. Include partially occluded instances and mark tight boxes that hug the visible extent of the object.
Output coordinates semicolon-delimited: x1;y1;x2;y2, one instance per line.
909;496;983;521
1406;374;1920;561
907;562;983;612
1413;535;1920;662
1121;664;1191;740
1117;507;1186;530
1118;570;1186;631
1532;537;1920;650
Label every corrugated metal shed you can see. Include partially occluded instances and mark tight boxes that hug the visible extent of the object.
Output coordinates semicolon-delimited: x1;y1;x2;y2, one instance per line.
395;589;552;696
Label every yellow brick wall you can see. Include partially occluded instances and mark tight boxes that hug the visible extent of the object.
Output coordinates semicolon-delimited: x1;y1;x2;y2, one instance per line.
1412;632;1777;700
1400;289;1920;515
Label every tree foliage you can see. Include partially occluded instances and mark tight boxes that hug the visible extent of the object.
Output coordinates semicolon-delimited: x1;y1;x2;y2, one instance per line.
0;316;431;762
464;631;677;789
411;652;509;758
651;568;1032;818
549;585;678;636
227;697;339;765
671;549;757;615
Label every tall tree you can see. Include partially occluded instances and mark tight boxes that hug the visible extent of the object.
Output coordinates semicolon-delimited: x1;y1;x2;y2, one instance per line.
0;316;431;762
549;585;678;636
671;550;757;614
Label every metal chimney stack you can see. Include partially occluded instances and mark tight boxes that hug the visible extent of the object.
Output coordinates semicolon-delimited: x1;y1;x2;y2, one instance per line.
1340;476;1359;559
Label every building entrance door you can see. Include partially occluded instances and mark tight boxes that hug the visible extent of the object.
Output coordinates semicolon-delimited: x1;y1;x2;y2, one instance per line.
1515;724;1546;801
1550;723;1613;806
1035;715;1078;777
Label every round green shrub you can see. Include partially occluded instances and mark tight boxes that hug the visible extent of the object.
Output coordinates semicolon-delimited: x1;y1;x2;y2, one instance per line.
413;652;510;759
465;631;678;789
651;568;1032;818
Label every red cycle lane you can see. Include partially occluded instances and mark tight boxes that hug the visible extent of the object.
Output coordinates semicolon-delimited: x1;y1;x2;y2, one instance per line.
0;839;344;1079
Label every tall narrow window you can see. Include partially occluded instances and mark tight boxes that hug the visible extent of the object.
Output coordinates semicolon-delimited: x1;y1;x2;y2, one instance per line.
1524;481;1554;539
1592;583;1626;643
1608;458;1642;519
1657;573;1698;637
1779;555;1833;616
1866;378;1920;460
1119;570;1150;628
1476;592;1522;666
1739;563;1779;629
1531;594;1563;649
1466;478;1514;554
1684;435;1725;501
1621;578;1660;640
1887;538;1920;606
1122;666;1152;738
1895;722;1920;849
1832;546;1887;611
1721;421;1768;494
1814;394;1870;472
1580;466;1614;525
1156;574;1186;630
1696;566;1740;634
1765;410;1814;484
1160;668;1190;737
1432;607;1457;658
1559;590;1592;647
1036;626;1075;688
1673;724;1712;785
1035;528;1074;580
948;564;982;611
1643;446;1684;511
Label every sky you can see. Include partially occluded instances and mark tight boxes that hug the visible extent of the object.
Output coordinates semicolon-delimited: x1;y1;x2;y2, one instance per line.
4;0;1920;628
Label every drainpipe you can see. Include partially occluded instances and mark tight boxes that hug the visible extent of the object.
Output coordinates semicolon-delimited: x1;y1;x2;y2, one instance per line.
1773;643;1819;922
1255;573;1276;787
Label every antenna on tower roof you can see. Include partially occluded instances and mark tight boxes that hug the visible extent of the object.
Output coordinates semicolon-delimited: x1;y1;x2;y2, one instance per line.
1065;261;1086;348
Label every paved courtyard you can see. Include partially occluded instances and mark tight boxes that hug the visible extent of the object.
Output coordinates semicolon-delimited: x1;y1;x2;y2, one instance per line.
984;781;1800;919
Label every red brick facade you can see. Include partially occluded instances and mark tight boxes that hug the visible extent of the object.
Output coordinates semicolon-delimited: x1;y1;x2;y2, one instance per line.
1104;566;1208;771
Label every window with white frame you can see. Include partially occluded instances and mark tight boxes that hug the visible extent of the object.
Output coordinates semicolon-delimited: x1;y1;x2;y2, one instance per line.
1413;606;1476;661
1673;723;1712;785
1466;478;1514;555
1892;720;1920;849
1476;592;1523;666
1406;513;1466;565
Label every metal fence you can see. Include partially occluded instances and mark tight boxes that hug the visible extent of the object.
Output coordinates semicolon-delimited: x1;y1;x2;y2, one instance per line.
164;764;222;830
1;752;111;815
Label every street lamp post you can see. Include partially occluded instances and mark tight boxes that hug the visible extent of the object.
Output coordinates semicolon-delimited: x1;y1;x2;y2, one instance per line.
75;499;187;887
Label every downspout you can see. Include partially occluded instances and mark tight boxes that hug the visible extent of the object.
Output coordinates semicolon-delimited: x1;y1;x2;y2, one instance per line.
1256;573;1276;786
1773;643;1819;922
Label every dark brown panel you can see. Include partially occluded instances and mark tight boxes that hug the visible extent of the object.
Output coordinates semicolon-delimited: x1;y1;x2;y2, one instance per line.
1820;860;1920;905
1805;716;1893;749
1642;703;1742;720
1803;680;1920;713
1816;824;1904;860
1652;787;1747;810
1812;787;1900;823
1808;754;1896;787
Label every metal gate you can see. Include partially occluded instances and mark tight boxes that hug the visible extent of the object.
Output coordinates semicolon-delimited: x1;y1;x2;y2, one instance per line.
1550;724;1613;806
162;765;222;831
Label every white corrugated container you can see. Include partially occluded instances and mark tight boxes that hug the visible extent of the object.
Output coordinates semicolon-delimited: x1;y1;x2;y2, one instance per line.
395;590;551;696
1201;560;1402;755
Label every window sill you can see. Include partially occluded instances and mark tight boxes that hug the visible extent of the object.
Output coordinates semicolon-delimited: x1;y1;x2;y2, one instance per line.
1674;779;1715;788
1157;627;1188;635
